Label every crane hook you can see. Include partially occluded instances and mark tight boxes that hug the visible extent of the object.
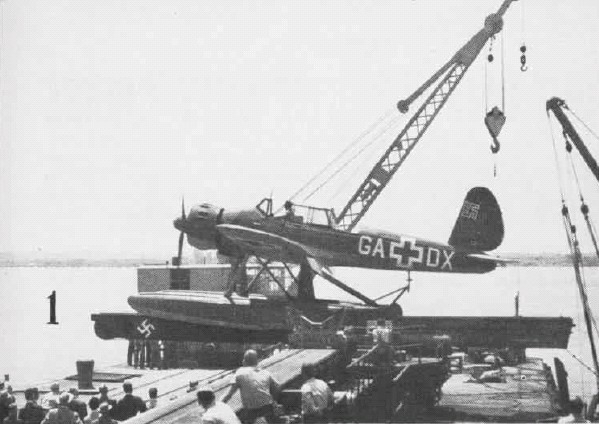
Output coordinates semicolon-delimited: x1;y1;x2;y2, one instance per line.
491;137;500;154
484;106;505;154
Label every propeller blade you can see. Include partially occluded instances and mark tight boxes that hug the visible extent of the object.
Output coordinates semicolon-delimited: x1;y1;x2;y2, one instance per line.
181;197;186;220
177;230;184;264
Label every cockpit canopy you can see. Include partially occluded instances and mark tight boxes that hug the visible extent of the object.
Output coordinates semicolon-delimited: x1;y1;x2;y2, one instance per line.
256;198;337;228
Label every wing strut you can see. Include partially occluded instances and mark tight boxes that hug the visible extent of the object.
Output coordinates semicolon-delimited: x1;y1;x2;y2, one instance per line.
318;267;378;307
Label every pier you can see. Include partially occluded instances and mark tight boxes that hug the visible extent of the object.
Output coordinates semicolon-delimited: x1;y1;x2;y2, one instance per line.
10;340;569;423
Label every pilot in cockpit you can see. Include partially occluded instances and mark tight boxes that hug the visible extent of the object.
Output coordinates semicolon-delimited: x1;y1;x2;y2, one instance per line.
284;200;303;223
284;200;295;218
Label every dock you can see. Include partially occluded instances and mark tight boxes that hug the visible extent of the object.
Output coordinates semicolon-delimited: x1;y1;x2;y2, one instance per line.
11;343;568;423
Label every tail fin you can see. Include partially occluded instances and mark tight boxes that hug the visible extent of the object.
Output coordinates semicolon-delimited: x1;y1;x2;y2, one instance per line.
448;187;504;251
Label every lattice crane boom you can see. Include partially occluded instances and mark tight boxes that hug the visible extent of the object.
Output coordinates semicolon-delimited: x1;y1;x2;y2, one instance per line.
336;0;515;231
546;97;599;185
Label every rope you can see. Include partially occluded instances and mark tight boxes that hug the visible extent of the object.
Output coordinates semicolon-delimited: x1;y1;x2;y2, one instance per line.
550;100;599;397
303;111;400;203
568;106;599;144
562;205;588;399
287;108;396;204
323;114;403;204
583;210;599;262
520;0;526;45
565;143;585;203
501;26;506;114
566;349;598;378
547;114;567;202
563;127;599;340
484;49;489;112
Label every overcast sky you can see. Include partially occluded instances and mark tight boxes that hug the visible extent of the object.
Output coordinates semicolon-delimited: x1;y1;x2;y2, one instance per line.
1;0;598;258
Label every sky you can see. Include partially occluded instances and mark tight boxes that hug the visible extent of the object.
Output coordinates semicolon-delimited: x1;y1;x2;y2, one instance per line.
1;0;599;258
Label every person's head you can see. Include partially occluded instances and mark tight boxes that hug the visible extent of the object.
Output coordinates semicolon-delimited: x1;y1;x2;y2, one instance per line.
5;385;12;394
99;403;112;416
88;397;100;411
32;387;40;401
0;382;4;391
98;384;108;396
301;363;316;379
569;397;584;414
24;388;34;401
242;349;258;367
50;382;60;394
59;392;71;406
149;387;158;399
196;387;215;409
69;387;79;398
7;403;17;418
123;382;133;394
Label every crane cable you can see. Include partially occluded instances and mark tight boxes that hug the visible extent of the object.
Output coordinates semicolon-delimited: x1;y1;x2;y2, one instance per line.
547;113;567;203
549;110;599;336
284;108;396;208
549;112;599;341
561;118;599;264
568;105;599;144
302;110;400;204
562;106;599;262
324;115;406;204
483;28;506;174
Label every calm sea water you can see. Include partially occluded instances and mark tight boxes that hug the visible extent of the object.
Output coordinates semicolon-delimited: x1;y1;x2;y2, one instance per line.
0;266;597;400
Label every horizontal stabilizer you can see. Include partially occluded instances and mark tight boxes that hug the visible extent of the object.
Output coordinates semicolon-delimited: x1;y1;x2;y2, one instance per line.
466;253;516;264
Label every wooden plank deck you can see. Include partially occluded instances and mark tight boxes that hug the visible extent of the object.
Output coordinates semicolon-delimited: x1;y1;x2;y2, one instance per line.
436;357;560;421
127;348;337;424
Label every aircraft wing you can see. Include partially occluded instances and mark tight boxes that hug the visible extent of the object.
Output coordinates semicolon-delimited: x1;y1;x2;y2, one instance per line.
216;224;318;263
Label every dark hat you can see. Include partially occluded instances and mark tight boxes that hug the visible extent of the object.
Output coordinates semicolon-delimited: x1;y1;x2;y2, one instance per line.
196;386;215;405
99;402;112;413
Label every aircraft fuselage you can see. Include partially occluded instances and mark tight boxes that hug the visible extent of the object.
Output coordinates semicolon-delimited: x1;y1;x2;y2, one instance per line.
176;202;495;274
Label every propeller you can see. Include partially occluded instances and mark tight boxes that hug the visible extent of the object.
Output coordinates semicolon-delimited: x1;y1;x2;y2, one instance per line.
176;197;186;266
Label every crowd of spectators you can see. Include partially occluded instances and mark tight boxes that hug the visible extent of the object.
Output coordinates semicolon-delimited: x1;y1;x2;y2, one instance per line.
0;380;149;424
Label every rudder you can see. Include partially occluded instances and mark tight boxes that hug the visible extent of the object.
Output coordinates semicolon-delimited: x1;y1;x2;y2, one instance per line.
448;187;504;251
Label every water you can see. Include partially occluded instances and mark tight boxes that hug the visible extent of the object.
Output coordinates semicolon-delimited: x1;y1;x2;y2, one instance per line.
0;267;134;386
0;265;597;401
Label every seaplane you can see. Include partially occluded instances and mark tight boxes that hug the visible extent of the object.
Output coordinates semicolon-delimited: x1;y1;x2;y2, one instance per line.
127;0;515;333
127;187;505;327
174;186;504;306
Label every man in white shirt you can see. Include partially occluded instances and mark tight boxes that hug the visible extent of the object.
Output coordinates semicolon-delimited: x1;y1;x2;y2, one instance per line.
221;350;279;424
198;386;241;424
300;363;334;423
40;383;61;410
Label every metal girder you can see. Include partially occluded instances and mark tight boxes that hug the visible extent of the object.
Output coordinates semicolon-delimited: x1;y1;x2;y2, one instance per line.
336;63;468;231
335;0;516;231
546;97;599;184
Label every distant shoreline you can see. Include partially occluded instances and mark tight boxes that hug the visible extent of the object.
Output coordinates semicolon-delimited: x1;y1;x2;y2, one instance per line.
0;253;597;267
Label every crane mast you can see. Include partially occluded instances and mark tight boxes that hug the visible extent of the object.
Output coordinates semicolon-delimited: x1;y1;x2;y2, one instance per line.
336;0;515;231
546;97;599;184
548;96;599;405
